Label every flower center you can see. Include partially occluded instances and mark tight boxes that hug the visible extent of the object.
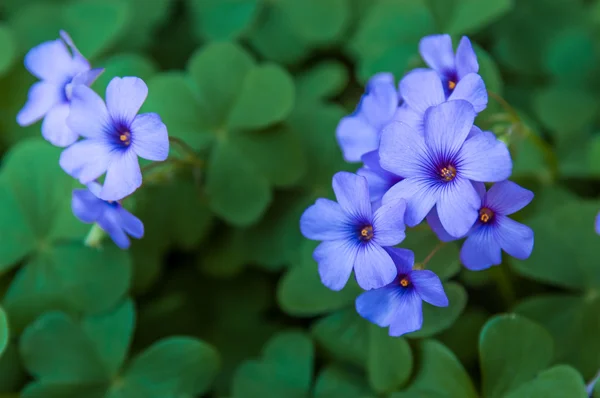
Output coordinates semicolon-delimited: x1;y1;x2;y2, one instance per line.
119;130;131;146
398;275;410;287
439;165;457;182
479;207;494;223
448;80;456;90
359;225;374;242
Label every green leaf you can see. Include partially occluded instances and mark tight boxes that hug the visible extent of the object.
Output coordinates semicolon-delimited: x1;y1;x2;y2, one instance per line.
22;383;107;398
108;337;219;398
407;282;467;338
0;24;17;77
188;0;260;41
205;140;272;226
392;340;477;398
403;229;461;280
0;307;8;359
438;309;489;366
479;314;554;398
515;294;600;380
0;342;26;392
94;53;158;95
504;365;587;398
187;42;255;126
277;0;350;44
511;199;600;290
446;0;513;34
314;365;374;398
115;0;173;51
543;28;598;88
367;324;412;393
277;241;362;316
62;0;130;59
296;61;349;101
232;332;313;397
228;64;295;130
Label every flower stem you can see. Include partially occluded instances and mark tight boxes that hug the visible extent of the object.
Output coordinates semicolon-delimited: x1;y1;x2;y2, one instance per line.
84;223;106;249
422;241;446;267
169;136;203;166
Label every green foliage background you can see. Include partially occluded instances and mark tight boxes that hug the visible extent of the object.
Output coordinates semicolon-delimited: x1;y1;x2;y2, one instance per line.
0;0;599;396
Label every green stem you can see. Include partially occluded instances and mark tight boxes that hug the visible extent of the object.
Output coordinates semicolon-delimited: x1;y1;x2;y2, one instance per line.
169;136;203;166
84;223;106;248
420;241;446;268
490;265;516;308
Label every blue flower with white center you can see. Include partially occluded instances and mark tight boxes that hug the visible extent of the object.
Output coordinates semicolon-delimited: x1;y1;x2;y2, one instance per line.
300;172;407;291
379;100;512;238
336;73;399;162
72;182;144;249
17;30;104;147
356;247;448;337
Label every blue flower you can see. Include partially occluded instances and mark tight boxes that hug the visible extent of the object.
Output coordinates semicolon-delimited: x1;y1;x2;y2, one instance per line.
17;30;104;147
336;73;399;162
357;150;402;207
595;212;600;235
356;247;448;337
428;181;534;270
72;182;144;249
59;77;169;201
379;100;512;238
419;34;479;97
300;172;407;291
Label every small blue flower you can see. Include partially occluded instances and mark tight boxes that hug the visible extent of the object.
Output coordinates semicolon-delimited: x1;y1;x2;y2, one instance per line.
336;73;399;162
300;172;407;291
72;182;144;249
379;100;512;238
428;181;534;270
356;247;448;337
59;77;169;201
419;34;479;97
17;30;104;147
357;150;402;207
595;212;600;235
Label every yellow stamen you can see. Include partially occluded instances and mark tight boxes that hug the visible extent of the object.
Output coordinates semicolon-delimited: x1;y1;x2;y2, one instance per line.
400;278;409;287
479;208;494;223
448;80;456;90
440;165;457;182
359;225;374;241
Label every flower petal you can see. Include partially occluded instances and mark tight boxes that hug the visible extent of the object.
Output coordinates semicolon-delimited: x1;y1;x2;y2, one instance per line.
385;247;415;276
300;198;351;241
455;36;479;79
67;85;111;139
372;199;406;246
460;225;502;270
388;289;423;337
356;286;401;327
106;77;148;126
59;30;90;72
313;239;358;291
484;180;534;215
24;39;73;82
41;103;78;147
361;77;398;130
117;207;144;239
72;188;103;223
97;210;130;249
382;178;439;227
332;172;372;220
596;212;600;235
458;130;512;182
393;104;424;133
66;68;105;99
379;121;429;178
99;150;142;201
419;34;455;75
399;69;445;115
354;243;397;290
17;82;63;126
336;115;379;162
131;113;169;161
448;73;487;112
494;215;534;260
59;139;112;183
426;207;458;242
437;177;480;238
423;100;475;158
410;270;448;307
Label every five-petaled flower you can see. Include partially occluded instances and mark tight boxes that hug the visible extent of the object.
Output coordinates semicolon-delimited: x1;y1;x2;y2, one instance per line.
59;77;169;201
300;172;407;291
336;73;399;162
356;247;448;337
72;182;144;249
379;100;512;238
17;31;104;147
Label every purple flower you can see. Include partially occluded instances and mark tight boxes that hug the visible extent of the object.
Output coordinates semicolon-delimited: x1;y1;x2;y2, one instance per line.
355;247;448;337
336;73;399;162
379;100;512;238
419;34;479;97
17;30;104;147
595;212;600;235
300;172;407;291
357;150;402;207
59;77;169;201
72;182;144;249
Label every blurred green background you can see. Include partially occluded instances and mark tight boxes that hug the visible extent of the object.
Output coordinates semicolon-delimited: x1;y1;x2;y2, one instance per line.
1;0;600;397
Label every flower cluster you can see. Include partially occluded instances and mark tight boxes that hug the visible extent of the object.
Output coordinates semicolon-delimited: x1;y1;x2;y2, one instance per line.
301;34;535;337
18;31;169;249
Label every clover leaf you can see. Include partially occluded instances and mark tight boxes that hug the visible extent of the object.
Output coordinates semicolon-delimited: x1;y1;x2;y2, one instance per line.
0;306;8;359
0;24;17;77
187;0;260;41
504;365;587;398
